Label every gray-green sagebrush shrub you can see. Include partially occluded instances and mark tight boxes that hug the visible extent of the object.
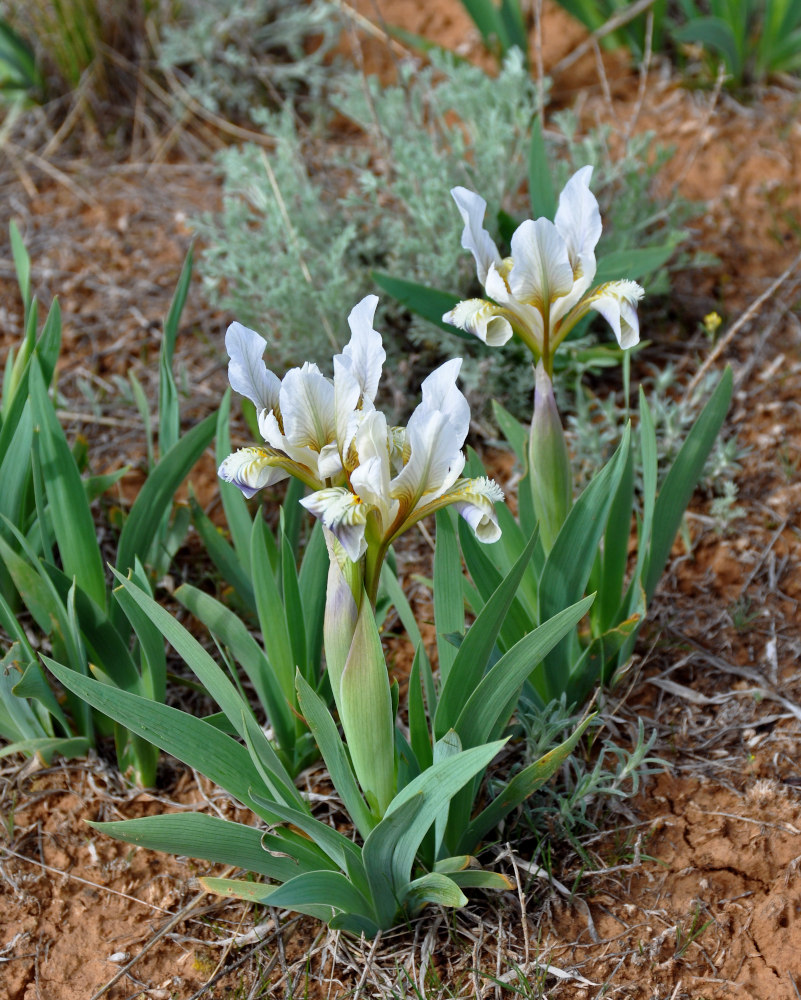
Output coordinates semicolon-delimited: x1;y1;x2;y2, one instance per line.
156;0;340;120
194;51;698;418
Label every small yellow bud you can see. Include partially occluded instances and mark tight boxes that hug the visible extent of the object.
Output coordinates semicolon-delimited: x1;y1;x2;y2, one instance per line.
703;311;722;336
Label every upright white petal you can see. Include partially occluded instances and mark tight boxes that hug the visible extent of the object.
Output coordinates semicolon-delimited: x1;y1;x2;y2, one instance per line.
508;218;574;311
443;298;515;347
391;407;465;511
225;322;281;412
351;411;394;523
279;363;336;451
317;441;345;481
451;187;503;285
332;353;362;457
218;447;288;498
257;408;285;450
419;358;471;447
341;295;386;405
387;426;406;475
554;166;602;292
588;280;644;349
301;487;368;562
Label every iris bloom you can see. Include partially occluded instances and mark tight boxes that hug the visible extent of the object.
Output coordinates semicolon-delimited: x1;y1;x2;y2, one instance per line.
301;358;502;601
219;295;503;605
218;295;385;498
443;166;644;374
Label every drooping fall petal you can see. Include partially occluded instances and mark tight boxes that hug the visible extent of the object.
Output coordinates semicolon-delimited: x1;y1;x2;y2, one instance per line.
217;447;288;498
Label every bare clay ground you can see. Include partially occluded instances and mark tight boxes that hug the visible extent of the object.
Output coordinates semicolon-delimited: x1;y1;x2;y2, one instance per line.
1;1;801;997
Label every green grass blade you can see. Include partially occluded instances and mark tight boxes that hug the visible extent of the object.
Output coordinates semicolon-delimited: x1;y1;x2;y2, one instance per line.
362;795;423;928
459;0;507;48
112;563;166;703
538;426;630;697
9;220;31;318
403;872;467;910
454;596;594;748
159;247;194;457
598;436;634;629
458;713;595;852
379;560;423;650
281;531;307;681
434;510;463;685
250;869;375;921
378;740;506;893
10;658;68;735
595;244;678;284
199;876;337;924
114;410;216;603
492;401;528;463
250;516;296;704
249;793;364;878
112;571;257;741
645;367;732;601
528;116;556;219
91;813;308;882
0;736;91;762
296;673;374;839
435;529;539;737
499;0;528;57
176;582;293;753
0;400;33;530
240;711;309;812
673;16;742;77
407;645;433;772
297;520;327;684
40;562;140;691
458;520;532;651
215;390;253;575
188;493;255;609
0;645;51;741
30;360;106;610
46;659;274;819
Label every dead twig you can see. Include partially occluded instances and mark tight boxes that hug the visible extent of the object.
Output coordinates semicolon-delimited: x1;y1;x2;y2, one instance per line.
0;844;172;915
88;870;234;1000
686;249;801;394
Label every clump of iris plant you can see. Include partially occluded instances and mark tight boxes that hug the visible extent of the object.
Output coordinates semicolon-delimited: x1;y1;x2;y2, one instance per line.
219;295;503;815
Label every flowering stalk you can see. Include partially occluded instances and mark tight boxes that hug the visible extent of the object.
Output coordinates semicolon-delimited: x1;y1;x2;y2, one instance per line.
443;166;644;550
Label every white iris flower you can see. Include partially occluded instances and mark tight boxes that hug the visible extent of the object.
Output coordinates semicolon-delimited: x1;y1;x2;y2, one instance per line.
218;295;385;497
443;166;644;371
301;359;503;568
219;295;503;600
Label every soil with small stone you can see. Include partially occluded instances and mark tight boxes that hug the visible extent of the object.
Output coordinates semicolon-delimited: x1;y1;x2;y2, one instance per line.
2;2;801;998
